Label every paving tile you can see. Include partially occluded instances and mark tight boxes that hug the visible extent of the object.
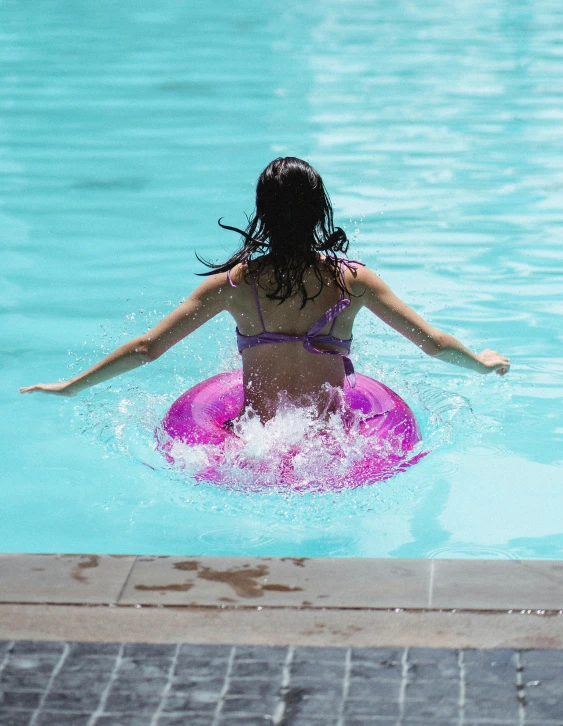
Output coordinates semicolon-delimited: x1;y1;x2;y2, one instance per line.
104;690;164;713
158;716;214;726
347;678;401;700
463;648;517;667
408;647;459;664
0;554;135;605
119;556;431;608
174;655;230;678
521;663;563;682
290;660;345;679
234;645;287;661
163;693;219;713
405;680;459;700
51;669;112;691
520;649;563;665
349;660;403;681
464;697;521;719
464;662;518;684
523;680;563;699
1;691;43;709
44;690;103;711
68;642;121;657
402;699;461;720
432;559;563;609
407;661;459;681
524;697;563;720
1;668;52;690
168;677;225;701
8;641;66;655
283;678;339;698
122;643;177;658
96;716;154;726
343;699;400;718
117;656;173;680
230;659;284;679
464;681;519;701
293;646;348;663
281;718;338;726
179;644;232;658
351;647;404;664
36;713;91;726
284;693;342;717
0;711;32;726
216;717;274;726
220;696;278;715
227;677;282;697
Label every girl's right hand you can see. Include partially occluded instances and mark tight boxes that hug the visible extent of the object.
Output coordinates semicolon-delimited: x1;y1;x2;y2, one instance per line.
476;349;511;375
19;381;76;396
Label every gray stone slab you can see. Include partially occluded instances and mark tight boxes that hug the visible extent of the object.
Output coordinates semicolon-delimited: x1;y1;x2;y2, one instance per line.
96;716;154;726
0;554;135;605
290;660;345;679
1;691;43;709
464;697;521;719
348;678;401;700
0;711;32;726
36;713;91;726
118;556;431;608
343;699;401;717
402;699;460;720
162;693;218;713
432;559;563;610
104;689;165;713
158;716;213;726
44;691;103;711
227;677;282;697
220;696;279;715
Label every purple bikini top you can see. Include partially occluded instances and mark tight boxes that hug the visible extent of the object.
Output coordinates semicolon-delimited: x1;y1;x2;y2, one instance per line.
227;258;364;388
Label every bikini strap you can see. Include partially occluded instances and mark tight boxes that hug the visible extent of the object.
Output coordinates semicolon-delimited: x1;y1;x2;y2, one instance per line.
249;270;267;333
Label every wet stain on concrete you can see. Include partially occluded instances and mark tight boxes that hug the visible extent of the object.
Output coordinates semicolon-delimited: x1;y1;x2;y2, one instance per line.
218;597;236;603
70;555;100;584
262;584;303;593
281;558;308;568
173;560;199;571
31;568;45;572
197;565;269;598
134;582;194;592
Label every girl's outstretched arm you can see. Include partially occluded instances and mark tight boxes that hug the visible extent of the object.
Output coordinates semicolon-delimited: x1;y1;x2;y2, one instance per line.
19;273;231;396
354;266;510;375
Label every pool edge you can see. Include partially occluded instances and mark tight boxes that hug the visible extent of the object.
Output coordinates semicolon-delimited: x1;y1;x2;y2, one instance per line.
1;553;562;647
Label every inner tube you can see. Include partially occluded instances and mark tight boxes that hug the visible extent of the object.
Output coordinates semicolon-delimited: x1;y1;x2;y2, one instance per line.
156;370;424;490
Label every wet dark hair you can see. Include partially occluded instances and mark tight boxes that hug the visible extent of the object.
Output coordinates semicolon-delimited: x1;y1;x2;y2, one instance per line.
197;157;350;307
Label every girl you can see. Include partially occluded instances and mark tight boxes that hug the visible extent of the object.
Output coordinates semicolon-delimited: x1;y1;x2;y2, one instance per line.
20;157;510;421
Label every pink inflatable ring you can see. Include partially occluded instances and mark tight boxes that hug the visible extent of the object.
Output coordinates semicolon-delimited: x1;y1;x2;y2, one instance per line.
156;370;424;490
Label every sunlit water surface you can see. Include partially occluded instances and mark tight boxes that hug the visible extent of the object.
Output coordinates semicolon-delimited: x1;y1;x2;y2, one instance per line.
2;0;562;558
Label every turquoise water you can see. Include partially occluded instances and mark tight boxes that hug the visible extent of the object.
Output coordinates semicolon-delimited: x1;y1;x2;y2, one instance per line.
2;0;562;558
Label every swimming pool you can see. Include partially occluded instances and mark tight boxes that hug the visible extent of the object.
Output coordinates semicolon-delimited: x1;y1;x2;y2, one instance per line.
3;0;562;558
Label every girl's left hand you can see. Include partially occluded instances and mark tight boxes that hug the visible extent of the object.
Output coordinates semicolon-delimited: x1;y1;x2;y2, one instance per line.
19;382;76;396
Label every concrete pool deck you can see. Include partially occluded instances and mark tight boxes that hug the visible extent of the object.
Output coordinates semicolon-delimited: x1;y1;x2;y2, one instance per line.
1;554;563;648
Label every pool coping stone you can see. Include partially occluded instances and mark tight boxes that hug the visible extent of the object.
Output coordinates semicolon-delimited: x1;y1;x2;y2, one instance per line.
0;553;562;611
